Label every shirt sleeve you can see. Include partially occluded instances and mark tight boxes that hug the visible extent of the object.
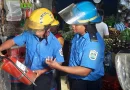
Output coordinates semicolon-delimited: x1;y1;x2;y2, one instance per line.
80;43;101;70
103;23;109;36
53;42;64;63
13;31;27;46
114;24;119;31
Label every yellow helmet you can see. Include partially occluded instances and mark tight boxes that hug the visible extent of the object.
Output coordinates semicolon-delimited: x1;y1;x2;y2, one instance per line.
27;8;56;30
51;20;59;26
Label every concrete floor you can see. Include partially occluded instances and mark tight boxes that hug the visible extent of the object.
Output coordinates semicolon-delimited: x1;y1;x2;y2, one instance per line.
61;76;68;90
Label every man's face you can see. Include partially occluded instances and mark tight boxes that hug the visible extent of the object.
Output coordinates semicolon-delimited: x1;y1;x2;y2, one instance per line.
50;26;58;34
71;25;86;34
30;29;45;38
35;30;45;38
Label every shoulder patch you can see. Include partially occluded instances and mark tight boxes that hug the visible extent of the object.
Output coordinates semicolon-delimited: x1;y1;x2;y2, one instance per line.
59;48;63;56
89;50;98;60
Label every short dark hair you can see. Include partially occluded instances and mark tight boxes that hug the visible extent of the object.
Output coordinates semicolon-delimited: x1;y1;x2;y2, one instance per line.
98;9;104;16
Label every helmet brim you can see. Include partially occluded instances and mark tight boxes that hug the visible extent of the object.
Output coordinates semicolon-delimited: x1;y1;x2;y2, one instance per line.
26;19;56;30
27;19;45;30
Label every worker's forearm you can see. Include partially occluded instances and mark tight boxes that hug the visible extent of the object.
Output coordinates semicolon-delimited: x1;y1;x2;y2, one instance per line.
0;39;15;51
42;67;52;73
42;63;63;73
57;66;91;76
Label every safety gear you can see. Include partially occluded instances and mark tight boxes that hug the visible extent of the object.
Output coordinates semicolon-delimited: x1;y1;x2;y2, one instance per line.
51;20;59;26
58;1;101;25
1;57;37;86
27;8;56;30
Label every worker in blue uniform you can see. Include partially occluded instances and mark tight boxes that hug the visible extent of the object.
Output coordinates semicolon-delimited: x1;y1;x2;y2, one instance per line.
0;8;64;90
46;1;105;90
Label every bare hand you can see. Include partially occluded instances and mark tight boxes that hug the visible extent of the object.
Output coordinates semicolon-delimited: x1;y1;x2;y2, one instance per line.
33;70;44;78
45;57;61;69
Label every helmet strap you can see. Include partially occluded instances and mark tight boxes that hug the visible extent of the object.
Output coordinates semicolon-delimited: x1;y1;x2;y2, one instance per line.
85;24;98;42
39;24;52;44
43;27;51;45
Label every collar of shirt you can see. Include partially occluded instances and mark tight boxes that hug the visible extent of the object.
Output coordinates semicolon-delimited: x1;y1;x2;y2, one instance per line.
76;32;89;40
47;32;54;44
33;32;53;44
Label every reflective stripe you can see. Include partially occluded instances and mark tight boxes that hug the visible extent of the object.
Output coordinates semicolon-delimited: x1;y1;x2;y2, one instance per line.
77;16;98;23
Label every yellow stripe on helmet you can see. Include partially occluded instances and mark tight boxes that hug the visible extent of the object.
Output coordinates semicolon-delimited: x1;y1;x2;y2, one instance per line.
77;16;98;23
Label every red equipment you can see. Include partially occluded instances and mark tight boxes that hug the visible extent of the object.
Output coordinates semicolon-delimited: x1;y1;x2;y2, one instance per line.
0;56;37;86
7;46;26;84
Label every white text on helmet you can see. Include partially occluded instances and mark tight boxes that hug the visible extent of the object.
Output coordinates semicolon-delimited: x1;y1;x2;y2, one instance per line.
40;12;53;24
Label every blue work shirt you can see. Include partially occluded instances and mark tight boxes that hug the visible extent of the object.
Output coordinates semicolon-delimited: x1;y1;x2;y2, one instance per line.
13;31;64;71
69;32;105;81
114;22;126;31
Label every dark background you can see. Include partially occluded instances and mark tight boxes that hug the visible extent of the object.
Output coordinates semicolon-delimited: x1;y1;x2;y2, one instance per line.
56;0;118;16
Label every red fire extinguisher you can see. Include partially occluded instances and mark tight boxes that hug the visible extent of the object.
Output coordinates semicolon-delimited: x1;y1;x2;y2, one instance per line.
0;56;37;86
